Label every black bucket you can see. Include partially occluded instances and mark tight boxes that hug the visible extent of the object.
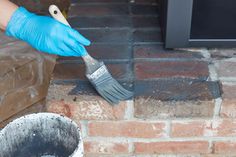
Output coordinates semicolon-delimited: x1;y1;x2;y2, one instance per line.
0;113;83;157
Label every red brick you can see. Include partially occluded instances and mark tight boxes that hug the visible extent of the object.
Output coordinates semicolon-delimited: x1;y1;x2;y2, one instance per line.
213;141;236;154
135;61;209;80
134;141;210;154
171;121;205;137
220;84;236;118
221;100;236;118
46;99;127;121
222;84;236;99
88;121;167;138
216;61;236;78
84;141;129;155
204;119;236;137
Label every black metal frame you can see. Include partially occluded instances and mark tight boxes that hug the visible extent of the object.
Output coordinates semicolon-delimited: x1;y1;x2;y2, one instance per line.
162;0;236;48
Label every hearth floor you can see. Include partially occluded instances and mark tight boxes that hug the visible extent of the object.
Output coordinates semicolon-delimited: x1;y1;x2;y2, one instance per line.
52;0;222;103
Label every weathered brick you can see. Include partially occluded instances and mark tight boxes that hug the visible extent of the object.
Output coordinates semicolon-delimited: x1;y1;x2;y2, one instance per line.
213;141;236;154
53;62;133;81
134;141;210;154
135;61;209;80
133;29;162;43
221;100;236;118
215;61;236;78
68;16;131;28
220;85;236;118
204;119;236;137
88;121;167;138
133;44;203;59
46;84;127;121
222;84;236;99
58;44;132;61
77;29;131;43
171;121;205;137
132;17;160;28
69;4;129;17
135;99;215;119
84;141;129;155
131;4;159;15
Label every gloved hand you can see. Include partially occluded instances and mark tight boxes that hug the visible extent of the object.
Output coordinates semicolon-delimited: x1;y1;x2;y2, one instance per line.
5;7;90;56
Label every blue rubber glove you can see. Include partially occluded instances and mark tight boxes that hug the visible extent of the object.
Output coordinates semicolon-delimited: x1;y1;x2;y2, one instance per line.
6;7;90;56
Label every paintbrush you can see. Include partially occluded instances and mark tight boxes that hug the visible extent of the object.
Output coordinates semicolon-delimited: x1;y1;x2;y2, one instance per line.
49;5;133;104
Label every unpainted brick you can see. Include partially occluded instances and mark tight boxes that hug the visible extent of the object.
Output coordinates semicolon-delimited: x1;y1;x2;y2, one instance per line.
134;141;210;154
88;121;167;138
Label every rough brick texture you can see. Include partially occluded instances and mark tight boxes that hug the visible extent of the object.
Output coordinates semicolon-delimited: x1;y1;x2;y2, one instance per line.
134;141;210;154
88;121;167;138
44;0;236;156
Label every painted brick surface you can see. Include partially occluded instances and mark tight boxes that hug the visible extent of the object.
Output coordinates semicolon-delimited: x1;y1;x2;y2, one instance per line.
58;44;132;61
45;0;236;156
53;62;133;81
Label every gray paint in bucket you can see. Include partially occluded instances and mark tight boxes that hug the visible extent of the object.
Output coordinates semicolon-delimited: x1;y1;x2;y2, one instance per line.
0;113;83;157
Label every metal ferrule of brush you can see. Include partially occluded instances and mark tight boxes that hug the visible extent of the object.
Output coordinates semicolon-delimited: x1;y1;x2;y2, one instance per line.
86;64;111;86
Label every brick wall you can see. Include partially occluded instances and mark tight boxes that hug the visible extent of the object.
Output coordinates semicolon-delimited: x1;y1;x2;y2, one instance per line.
46;46;236;157
45;0;236;156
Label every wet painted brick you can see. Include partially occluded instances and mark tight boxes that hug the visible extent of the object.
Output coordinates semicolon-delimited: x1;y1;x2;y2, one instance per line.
77;29;131;43
58;44;132;61
84;141;129;155
134;141;210;154
135;61;209;80
68;16;131;28
220;85;236;118
133;44;203;59
88;121;167;138
134;80;221;101
213;141;236;154
132;17;160;28
46;84;127;121
69;4;129;17
215;61;236;78
131;4;159;15
171;121;206;137
53;62;133;81
133;30;162;43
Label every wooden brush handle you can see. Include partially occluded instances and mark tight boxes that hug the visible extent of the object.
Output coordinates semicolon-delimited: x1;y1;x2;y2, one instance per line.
49;5;95;62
